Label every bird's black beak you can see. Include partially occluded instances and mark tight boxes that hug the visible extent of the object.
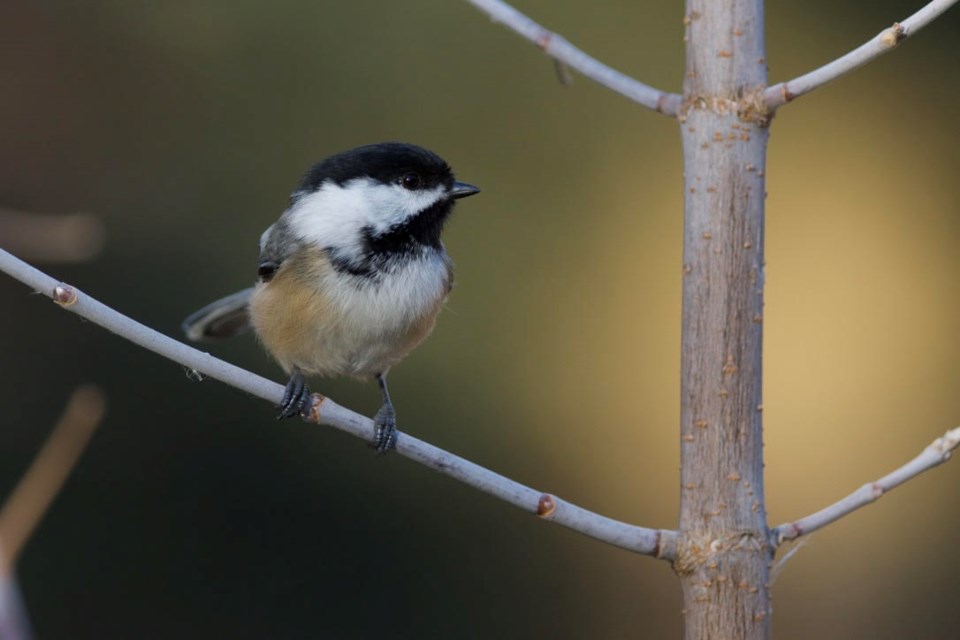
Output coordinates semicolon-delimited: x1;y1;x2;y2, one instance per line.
450;181;480;200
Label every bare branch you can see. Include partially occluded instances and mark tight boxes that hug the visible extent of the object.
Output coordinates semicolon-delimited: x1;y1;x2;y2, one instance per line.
0;210;105;264
765;0;959;108
773;427;960;545
0;386;105;640
0;386;106;570
464;0;681;116
0;248;678;560
0;562;32;640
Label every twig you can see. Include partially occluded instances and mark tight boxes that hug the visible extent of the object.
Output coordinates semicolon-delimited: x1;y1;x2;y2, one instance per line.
0;387;104;640
0;248;678;560
765;0;959;108
0;211;105;263
0;558;32;640
464;0;681;116
773;427;960;544
0;386;106;570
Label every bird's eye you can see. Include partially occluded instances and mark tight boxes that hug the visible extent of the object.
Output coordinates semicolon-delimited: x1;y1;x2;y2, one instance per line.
399;173;422;190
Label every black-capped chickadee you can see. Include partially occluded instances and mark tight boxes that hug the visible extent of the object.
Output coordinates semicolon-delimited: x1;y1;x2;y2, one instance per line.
182;142;479;453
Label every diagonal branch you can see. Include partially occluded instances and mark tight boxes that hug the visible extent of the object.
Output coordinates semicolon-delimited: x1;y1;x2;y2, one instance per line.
0;566;31;640
464;0;682;116
0;386;105;640
773;426;960;545
765;0;959;108
0;248;678;560
0;210;105;264
0;386;106;570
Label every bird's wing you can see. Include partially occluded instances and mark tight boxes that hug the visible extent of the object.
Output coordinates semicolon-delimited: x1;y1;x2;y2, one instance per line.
181;288;254;341
182;221;298;342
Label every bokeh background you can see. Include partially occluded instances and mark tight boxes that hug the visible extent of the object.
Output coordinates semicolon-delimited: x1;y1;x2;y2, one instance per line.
1;1;958;638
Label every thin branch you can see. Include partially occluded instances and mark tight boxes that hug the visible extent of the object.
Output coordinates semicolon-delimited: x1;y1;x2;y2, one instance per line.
765;0;959;108
464;0;682;116
0;386;104;640
0;558;32;640
0;248;678;560
0;210;105;263
773;427;960;545
0;386;106;570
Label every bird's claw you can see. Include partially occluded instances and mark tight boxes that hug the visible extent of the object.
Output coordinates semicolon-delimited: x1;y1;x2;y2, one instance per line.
278;371;312;420
372;403;397;454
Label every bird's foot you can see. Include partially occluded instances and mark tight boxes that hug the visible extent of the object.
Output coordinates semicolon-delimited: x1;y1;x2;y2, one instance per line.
278;370;312;420
372;402;398;454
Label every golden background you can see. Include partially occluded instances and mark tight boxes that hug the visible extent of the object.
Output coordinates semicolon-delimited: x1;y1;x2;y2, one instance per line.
0;0;958;637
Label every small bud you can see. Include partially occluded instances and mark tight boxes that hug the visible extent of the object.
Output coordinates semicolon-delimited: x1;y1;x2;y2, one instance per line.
537;493;557;517
881;23;906;47
52;284;77;306
306;393;326;423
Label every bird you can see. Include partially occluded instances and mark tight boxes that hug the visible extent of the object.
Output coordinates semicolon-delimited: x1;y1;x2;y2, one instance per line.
182;142;479;453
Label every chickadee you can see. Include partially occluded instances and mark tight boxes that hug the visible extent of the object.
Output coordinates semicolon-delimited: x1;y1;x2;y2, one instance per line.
182;142;479;452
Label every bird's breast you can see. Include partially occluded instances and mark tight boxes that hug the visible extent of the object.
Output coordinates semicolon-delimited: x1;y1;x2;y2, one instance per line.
249;245;451;378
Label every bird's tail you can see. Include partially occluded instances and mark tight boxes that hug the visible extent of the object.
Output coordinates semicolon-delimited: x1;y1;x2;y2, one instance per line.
182;288;254;341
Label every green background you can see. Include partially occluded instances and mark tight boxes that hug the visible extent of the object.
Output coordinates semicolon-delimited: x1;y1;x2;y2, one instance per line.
1;1;958;637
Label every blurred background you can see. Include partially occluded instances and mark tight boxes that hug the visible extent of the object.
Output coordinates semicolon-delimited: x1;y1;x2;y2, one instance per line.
0;0;958;637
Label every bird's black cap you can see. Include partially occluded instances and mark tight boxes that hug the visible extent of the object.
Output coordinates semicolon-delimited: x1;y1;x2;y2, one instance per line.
296;142;457;195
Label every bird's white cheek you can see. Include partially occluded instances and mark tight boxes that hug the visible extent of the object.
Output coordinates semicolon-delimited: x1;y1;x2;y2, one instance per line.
285;182;371;255
284;179;446;248
362;183;447;235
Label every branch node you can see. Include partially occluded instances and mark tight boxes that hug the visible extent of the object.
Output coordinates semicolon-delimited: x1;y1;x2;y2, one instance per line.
652;530;663;558
779;84;796;104
881;22;907;47
673;531;768;575
774;523;799;546
737;87;774;127
536;493;557;518
535;29;552;50
679;88;773;127
656;94;669;113
52;284;77;307
933;426;960;455
305;392;326;424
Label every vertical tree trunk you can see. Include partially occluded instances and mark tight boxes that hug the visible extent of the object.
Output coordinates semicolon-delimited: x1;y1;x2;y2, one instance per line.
677;1;772;638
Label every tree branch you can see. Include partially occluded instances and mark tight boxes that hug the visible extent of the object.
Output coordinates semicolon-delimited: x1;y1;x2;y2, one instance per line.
0;386;106;570
464;0;682;116
0;386;105;640
773;427;960;545
765;0;959;108
0;210;104;264
0;565;32;640
0;247;678;560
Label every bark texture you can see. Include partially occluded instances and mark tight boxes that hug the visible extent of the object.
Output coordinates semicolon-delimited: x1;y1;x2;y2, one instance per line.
677;0;772;638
